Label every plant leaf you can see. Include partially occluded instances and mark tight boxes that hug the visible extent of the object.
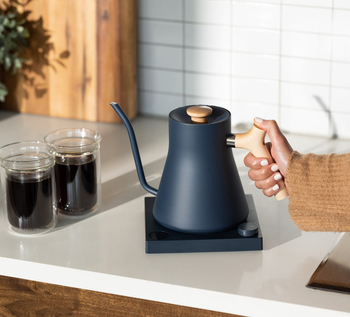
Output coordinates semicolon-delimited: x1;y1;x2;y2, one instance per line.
21;27;30;38
0;82;8;102
16;25;23;33
4;56;11;70
7;12;16;20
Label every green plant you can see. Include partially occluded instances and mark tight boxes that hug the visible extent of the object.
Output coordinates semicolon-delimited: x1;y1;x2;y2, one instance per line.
0;3;30;102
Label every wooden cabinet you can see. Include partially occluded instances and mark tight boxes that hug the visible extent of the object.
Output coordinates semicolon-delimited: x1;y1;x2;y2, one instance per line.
0;275;239;317
0;0;137;123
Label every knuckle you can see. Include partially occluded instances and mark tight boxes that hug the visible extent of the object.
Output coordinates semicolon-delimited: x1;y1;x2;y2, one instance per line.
243;155;250;167
263;189;274;197
260;168;267;176
261;167;271;177
267;120;278;133
255;182;263;190
269;119;277;128
248;170;254;180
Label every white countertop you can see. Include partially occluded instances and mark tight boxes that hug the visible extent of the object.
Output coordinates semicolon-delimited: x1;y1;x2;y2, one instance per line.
0;111;349;317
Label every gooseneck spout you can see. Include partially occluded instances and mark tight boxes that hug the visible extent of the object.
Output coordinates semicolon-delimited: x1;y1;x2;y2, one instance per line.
110;102;158;196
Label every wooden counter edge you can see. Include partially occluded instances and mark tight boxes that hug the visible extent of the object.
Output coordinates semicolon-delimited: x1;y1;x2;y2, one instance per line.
0;275;244;317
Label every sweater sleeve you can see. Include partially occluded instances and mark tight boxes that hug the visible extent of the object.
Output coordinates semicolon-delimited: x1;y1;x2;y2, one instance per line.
286;151;350;232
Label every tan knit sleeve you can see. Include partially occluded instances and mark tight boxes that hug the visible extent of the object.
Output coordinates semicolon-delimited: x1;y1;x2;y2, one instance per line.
286;151;350;232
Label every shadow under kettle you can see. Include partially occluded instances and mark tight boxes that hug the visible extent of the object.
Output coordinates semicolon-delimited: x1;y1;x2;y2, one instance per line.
111;103;287;234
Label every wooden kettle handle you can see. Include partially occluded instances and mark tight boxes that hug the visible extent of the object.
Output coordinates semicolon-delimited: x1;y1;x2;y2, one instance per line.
235;124;288;201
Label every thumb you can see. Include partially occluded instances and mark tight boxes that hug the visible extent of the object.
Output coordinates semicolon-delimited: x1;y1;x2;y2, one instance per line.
253;117;293;176
254;117;284;146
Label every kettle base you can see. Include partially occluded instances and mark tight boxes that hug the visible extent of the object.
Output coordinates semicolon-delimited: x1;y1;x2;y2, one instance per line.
145;195;263;254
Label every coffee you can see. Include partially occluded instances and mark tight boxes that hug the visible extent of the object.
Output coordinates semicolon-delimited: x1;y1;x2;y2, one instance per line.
55;154;97;214
44;129;102;216
6;173;53;230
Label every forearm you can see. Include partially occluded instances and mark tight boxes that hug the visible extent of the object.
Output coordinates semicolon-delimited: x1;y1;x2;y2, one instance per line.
287;151;350;232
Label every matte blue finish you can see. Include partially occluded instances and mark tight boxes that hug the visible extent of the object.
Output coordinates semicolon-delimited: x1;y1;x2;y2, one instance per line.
145;195;262;254
110;102;158;196
153;106;249;233
111;103;249;234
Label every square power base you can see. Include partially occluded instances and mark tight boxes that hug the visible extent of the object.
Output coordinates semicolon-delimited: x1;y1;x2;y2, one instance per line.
145;194;263;254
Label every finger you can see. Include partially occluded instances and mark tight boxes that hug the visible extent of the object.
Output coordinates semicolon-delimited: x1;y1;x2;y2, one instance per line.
254;172;282;190
265;142;272;153
254;119;293;176
254;119;289;156
254;118;282;144
262;183;280;197
248;163;280;181
244;152;270;170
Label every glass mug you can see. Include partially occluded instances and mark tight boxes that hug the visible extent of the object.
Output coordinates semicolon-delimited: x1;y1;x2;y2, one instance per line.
44;128;102;216
0;141;57;235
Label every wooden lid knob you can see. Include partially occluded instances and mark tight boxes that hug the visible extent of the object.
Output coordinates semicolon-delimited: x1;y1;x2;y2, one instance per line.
186;106;213;123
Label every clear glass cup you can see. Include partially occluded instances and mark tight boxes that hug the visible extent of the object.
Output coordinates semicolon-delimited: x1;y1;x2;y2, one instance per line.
0;141;57;235
44;128;102;216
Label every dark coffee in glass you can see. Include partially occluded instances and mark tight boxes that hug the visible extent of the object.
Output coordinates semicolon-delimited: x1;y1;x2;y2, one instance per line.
0;141;57;235
55;154;97;213
6;171;53;230
45;128;102;216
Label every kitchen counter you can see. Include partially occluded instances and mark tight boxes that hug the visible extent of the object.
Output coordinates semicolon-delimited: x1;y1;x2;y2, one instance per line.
0;110;349;317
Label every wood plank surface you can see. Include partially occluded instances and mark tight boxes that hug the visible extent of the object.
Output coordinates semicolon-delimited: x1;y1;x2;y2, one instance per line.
97;0;138;123
0;275;243;317
0;0;137;122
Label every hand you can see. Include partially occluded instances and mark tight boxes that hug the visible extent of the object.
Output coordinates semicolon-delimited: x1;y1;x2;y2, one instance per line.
244;118;293;197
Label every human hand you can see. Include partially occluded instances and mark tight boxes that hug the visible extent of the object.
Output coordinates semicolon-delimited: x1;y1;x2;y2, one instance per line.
244;118;293;197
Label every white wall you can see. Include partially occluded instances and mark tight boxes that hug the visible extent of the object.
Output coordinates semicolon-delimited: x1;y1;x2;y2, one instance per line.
138;0;350;139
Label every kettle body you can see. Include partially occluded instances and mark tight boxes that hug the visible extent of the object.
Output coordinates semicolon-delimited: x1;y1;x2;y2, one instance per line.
153;106;249;233
111;103;250;234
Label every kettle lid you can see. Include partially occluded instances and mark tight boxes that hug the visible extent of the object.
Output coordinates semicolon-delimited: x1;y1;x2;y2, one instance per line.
169;105;230;125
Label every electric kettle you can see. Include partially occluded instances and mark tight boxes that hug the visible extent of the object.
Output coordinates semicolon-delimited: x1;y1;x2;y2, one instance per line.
111;103;287;234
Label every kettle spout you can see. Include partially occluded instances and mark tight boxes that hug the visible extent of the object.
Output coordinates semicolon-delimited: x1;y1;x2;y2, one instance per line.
110;102;158;196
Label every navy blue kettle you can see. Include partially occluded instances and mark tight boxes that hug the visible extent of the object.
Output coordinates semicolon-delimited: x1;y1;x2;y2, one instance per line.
111;103;287;234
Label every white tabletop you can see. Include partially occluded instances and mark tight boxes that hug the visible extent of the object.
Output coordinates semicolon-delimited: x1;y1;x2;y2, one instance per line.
0;111;349;317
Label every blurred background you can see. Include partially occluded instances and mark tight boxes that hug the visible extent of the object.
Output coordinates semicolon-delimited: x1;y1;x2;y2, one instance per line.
138;0;350;139
1;0;350;139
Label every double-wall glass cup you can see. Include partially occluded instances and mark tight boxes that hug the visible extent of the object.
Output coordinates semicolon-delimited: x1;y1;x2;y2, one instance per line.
0;141;57;235
44;128;102;216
